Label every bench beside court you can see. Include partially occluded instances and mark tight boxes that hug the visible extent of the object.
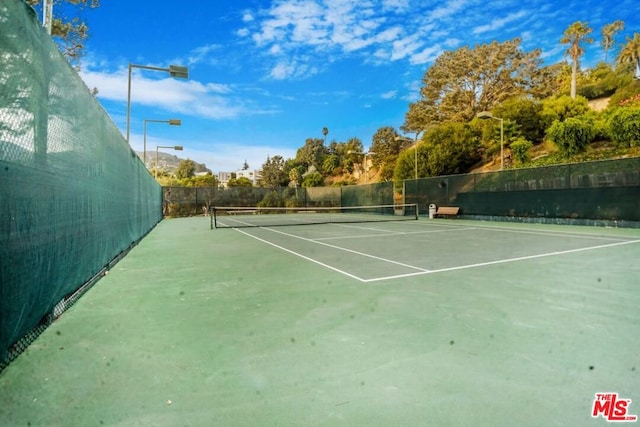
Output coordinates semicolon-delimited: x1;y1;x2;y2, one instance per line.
434;206;460;218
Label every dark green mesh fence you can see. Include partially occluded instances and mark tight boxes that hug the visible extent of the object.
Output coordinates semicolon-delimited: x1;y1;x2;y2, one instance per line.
1;0;162;369
406;158;640;224
341;182;395;207
165;183;397;217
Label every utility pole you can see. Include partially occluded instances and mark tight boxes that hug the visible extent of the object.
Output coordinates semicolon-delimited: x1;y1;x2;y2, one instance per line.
43;0;53;35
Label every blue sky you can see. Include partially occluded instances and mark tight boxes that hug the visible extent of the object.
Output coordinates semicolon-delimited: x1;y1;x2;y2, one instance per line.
69;0;638;172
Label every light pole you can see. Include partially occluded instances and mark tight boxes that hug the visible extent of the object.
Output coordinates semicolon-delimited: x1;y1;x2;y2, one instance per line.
126;63;189;144
155;145;184;179
143;119;181;164
477;111;504;171
348;151;376;184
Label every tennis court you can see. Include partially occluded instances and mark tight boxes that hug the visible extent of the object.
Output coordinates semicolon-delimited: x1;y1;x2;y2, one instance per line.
1;216;639;426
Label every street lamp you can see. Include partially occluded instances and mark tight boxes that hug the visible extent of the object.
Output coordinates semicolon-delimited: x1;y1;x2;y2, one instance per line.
126;63;189;144
143;119;181;164
155;145;184;179
348;151;376;184
477;111;504;171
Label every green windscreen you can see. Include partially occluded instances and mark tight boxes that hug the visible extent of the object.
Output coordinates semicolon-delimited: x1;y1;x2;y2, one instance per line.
0;0;162;369
404;158;640;223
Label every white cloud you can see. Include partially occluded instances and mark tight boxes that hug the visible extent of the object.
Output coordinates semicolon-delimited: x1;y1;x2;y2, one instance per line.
243;0;400;78
184;44;221;66
390;34;423;61
269;60;298;80
472;10;528;35
80;66;252;120
381;90;397;99
410;44;442;65
381;0;410;12
233;0;562;81
427;0;469;21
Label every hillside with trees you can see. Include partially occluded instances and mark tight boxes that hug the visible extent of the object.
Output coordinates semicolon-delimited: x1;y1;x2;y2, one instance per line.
252;21;640;189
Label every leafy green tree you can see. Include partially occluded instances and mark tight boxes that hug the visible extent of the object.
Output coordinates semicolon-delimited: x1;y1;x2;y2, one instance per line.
493;97;546;144
423;123;480;176
530;62;567;99
546;116;596;156
370;126;408;181
617;33;640;78
175;159;196;179
227;177;253;187
402;101;439;135
394;123;479;181
178;173;218;187
322;154;339;174
260;155;289;188
541;95;591;124
410;38;542;125
341;137;364;173
609;77;640;107
301;172;324;187
578;62;622;99
288;168;301;187
296;138;327;171
561;21;594;98
26;0;100;67
601;20;625;63
394;147;418;183
608;107;640;147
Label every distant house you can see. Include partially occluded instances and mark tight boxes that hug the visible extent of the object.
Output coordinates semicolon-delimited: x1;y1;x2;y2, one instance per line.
217;169;262;187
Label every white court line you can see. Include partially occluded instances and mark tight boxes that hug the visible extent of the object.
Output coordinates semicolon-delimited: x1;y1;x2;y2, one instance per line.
409;219;640;241
227;221;640;283
363;239;640;283
233;228;368;282
262;226;431;273
315;226;475;241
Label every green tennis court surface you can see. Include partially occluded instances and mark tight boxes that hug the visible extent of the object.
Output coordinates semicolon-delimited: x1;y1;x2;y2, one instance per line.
1;217;639;426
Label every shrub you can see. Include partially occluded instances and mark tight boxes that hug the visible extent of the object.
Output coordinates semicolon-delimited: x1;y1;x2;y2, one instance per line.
608;107;640;147
301;172;324;187
257;190;284;207
541;95;590;124
510;138;533;165
546;117;596;156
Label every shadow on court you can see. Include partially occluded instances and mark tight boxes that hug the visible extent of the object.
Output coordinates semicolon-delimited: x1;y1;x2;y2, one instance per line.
1;217;639;426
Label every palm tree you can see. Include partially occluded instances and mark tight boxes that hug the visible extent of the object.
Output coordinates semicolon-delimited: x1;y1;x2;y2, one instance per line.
618;33;640;79
601;20;624;63
322;127;328;143
561;21;594;98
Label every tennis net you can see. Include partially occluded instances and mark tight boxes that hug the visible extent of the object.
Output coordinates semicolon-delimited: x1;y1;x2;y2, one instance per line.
210;204;419;229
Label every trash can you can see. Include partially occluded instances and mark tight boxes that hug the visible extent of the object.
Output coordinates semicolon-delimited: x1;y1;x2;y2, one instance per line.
428;204;437;219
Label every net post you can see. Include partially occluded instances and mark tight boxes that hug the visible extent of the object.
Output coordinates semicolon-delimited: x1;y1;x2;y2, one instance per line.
210;207;215;229
414;203;419;220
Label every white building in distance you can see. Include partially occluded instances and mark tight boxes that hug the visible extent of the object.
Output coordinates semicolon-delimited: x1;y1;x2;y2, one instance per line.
217;169;262;187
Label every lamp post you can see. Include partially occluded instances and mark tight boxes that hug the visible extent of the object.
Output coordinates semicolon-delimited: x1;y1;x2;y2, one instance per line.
126;63;189;144
477;111;504;171
143;119;181;164
155;145;184;179
348;151;376;184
